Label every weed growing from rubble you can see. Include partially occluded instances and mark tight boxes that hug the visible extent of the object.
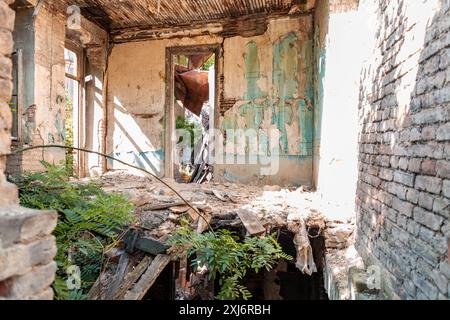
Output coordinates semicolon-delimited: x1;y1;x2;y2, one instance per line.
169;225;293;300
12;161;135;300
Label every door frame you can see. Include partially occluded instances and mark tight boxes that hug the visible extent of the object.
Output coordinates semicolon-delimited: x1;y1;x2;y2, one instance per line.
164;44;221;179
64;41;86;177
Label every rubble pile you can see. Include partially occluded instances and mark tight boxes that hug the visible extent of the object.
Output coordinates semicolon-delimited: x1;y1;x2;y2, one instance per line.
85;171;356;300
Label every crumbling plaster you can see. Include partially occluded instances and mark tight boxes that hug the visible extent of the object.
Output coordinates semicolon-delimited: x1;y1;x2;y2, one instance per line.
106;16;316;186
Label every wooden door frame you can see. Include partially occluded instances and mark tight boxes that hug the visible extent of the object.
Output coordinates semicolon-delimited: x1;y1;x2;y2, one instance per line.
164;44;221;179
65;41;86;177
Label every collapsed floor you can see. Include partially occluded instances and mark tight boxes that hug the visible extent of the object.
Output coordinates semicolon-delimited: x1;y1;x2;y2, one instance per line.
81;171;379;300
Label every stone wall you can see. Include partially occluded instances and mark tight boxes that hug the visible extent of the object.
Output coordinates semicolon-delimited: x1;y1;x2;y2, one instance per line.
0;0;57;300
356;0;450;299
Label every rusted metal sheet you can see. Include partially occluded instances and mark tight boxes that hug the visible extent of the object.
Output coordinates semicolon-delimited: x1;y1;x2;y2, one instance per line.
67;0;309;31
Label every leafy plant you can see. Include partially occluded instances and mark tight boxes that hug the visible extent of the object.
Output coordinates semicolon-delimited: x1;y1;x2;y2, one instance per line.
169;224;292;300
201;54;215;71
176;116;202;149
12;161;135;300
65;89;74;175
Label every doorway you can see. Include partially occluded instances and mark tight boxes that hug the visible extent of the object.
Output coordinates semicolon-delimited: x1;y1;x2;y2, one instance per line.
165;45;220;183
64;46;85;177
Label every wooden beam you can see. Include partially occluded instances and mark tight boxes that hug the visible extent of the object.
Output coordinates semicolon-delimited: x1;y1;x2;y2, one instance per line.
105;252;130;300
110;10;311;43
124;254;172;300
114;256;154;300
237;208;266;236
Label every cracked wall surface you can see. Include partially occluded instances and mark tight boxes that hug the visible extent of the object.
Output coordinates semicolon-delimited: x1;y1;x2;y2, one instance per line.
106;16;315;186
217;17;314;186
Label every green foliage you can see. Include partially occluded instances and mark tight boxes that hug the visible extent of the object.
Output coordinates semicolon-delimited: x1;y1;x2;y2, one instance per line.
176;116;202;148
13;161;135;300
201;55;215;71
65;89;74;175
169;225;292;300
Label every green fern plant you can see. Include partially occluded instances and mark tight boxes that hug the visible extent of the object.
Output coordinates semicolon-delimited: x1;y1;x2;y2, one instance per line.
169;224;292;300
12;161;135;300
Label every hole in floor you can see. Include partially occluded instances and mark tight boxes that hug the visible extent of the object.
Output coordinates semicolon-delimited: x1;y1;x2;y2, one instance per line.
225;228;329;300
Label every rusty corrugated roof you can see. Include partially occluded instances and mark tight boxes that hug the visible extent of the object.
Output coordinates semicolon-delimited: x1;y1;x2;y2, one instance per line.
68;0;307;31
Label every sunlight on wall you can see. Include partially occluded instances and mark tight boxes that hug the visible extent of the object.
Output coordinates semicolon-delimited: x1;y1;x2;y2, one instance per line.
112;96;163;176
393;0;441;128
316;7;371;220
87;76;104;176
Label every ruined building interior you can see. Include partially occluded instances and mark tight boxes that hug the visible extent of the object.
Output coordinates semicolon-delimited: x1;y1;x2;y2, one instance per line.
0;0;449;302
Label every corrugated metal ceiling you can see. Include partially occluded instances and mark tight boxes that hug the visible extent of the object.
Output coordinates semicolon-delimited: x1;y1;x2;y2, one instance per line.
68;0;306;31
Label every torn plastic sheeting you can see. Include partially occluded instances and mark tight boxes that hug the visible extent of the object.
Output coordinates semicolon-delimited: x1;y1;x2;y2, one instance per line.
288;218;317;276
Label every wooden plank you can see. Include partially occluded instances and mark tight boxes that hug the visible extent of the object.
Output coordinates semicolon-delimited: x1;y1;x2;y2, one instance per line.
196;212;212;234
86;275;103;300
237;208;266;236
105;252;130;300
114;255;154;300
212;189;227;201
147;201;186;211
123;254;172;300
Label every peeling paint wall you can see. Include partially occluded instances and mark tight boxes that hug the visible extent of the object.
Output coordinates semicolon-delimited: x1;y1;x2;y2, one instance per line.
106;16;314;185
218;17;314;186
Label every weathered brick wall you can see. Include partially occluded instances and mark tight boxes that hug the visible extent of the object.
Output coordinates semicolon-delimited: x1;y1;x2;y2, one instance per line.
0;0;57;300
0;207;57;299
6;2;66;176
0;0;18;206
356;0;450;299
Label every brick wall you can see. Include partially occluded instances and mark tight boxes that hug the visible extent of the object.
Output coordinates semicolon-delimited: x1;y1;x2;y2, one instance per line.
0;0;18;206
356;0;450;299
6;2;66;176
0;0;57;300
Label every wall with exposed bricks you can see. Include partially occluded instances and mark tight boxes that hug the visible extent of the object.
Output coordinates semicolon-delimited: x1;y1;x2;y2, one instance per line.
355;0;450;299
0;0;57;300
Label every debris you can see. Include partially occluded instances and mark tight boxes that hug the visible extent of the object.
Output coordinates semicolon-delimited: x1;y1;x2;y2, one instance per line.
263;185;282;192
324;222;355;249
170;205;190;214
212;189;227;201
105;252;131;299
124;254;172;300
105;248;125;262
288;217;317;276
124;229;170;255
87;272;112;300
237;208;266;236
128;193;153;207
196;212;212;234
147;201;186;211
187;207;200;223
